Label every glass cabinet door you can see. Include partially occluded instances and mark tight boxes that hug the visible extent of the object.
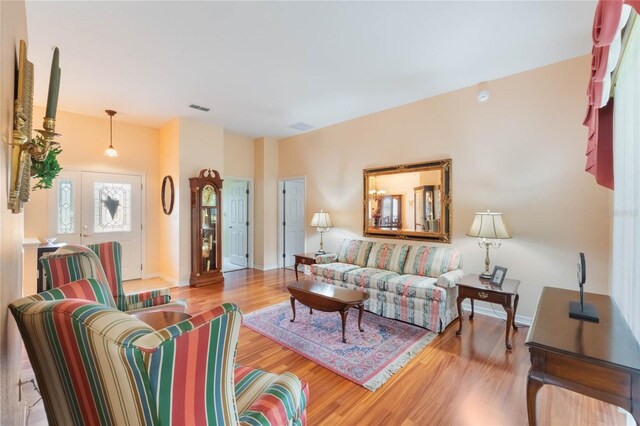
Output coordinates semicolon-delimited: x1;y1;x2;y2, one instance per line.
201;185;217;272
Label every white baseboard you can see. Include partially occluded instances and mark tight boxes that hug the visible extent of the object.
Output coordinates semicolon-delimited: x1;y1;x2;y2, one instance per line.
461;300;532;326
254;264;279;271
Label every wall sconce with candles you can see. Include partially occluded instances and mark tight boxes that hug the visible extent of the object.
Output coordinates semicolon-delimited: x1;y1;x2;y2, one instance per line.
104;110;118;157
9;41;62;213
466;210;512;278
310;209;333;255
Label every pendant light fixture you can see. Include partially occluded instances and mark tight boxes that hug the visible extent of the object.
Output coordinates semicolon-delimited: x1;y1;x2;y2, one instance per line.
104;109;118;157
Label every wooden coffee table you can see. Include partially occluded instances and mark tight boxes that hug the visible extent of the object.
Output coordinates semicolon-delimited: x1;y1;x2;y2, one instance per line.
132;310;192;330
287;281;369;343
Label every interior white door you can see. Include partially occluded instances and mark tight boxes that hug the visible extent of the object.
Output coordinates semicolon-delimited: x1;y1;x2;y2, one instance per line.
227;180;248;267
80;171;143;280
283;179;305;268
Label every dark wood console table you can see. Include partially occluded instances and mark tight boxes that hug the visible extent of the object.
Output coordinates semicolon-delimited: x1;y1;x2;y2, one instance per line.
525;287;640;425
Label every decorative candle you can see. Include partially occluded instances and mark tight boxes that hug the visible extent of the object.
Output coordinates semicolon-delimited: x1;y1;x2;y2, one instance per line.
45;47;60;119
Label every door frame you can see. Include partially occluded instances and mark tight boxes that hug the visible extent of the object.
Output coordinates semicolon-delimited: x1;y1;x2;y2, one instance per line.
278;176;306;269
221;176;254;270
48;167;147;278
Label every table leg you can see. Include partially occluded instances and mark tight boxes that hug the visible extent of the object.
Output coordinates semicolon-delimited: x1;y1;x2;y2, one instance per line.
512;293;520;330
503;304;514;350
470;298;475;320
294;260;300;281
526;371;543;426
456;296;464;336
290;296;296;322
309;307;313;314
339;309;348;343
358;304;364;332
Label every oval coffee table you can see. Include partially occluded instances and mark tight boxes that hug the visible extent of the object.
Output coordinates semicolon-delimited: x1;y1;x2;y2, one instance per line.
287;280;369;343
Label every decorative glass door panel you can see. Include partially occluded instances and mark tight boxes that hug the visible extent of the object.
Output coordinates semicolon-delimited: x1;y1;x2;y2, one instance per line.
93;182;132;233
81;172;142;281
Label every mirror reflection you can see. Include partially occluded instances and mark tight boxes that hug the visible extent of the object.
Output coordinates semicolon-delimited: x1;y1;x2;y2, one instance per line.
364;159;451;242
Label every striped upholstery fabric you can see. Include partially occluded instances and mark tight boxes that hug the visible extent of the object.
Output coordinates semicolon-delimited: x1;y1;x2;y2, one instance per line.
336;239;373;266
344;268;399;291
311;239;464;333
436;269;465;288
11;285;309;426
366;243;410;273
310;262;360;281
385;275;443;300
403;246;462;277
235;367;309;426
10;298;156;424
41;242;184;313
19;278;116;307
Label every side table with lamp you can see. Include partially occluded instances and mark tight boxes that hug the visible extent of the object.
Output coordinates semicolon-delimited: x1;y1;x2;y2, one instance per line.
459;210;519;350
293;210;333;281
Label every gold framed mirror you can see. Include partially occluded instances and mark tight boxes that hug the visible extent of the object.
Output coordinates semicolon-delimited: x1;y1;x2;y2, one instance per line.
363;159;452;242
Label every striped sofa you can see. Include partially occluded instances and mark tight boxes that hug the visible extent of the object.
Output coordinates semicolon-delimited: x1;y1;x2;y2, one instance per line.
10;278;309;425
311;239;463;333
40;242;186;314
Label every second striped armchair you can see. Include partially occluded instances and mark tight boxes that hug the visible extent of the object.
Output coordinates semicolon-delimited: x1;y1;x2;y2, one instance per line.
39;241;186;314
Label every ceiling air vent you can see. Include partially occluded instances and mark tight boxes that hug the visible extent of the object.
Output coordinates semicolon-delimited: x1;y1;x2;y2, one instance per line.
288;122;314;132
189;104;210;112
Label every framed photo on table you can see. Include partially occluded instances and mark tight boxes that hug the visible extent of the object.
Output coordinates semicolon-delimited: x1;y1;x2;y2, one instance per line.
490;266;508;287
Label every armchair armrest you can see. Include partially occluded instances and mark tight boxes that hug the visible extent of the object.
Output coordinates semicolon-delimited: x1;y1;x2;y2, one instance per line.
237;370;308;426
10;278;115;308
436;269;465;288
123;288;171;311
315;254;337;264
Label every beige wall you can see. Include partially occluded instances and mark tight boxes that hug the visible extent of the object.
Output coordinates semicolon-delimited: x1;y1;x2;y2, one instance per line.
0;1;27;423
224;130;254;179
23;107;163;277
158;119;180;282
254;137;279;269
279;55;612;320
177;118;224;283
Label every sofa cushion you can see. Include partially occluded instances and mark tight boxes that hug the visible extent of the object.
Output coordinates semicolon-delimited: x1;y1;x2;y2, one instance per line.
311;262;361;281
366;243;410;273
403;246;462;277
336;239;373;266
344;268;399;291
385;274;445;301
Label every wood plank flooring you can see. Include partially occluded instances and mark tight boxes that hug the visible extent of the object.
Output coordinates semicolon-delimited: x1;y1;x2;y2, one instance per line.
23;269;629;425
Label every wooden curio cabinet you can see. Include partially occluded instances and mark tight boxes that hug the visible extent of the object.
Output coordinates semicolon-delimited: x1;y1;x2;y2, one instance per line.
190;169;224;287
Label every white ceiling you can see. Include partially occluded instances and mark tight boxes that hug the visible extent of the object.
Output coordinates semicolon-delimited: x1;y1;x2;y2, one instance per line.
25;1;596;138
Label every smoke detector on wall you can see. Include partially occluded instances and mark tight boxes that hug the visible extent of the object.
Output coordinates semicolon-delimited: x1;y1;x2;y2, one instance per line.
477;90;491;103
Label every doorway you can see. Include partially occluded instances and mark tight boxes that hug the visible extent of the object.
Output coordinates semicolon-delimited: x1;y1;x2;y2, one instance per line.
222;178;252;272
49;170;144;281
279;177;305;269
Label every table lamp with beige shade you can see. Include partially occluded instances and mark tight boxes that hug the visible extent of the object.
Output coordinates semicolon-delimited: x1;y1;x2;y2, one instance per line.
466;211;512;279
310;209;333;255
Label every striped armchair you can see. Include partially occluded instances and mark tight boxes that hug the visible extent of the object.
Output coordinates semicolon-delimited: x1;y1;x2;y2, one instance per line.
40;241;186;314
10;280;309;425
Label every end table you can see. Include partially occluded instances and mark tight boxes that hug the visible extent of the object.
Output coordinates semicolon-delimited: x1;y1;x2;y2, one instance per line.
456;273;521;350
293;253;317;281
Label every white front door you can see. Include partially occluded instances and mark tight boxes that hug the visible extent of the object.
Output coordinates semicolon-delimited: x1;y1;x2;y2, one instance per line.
282;179;305;268
50;171;144;280
80;171;142;281
226;179;248;268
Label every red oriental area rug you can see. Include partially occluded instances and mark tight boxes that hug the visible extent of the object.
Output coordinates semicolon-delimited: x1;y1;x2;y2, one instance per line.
243;301;437;391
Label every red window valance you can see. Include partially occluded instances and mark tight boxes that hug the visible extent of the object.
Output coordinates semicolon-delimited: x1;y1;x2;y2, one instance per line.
583;0;639;190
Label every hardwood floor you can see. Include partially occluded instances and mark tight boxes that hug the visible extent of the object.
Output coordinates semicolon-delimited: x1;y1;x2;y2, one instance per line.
23;269;629;425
